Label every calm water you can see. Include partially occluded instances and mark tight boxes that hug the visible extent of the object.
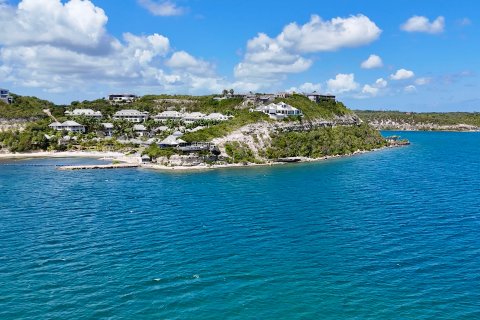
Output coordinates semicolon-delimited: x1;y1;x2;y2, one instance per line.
0;131;479;319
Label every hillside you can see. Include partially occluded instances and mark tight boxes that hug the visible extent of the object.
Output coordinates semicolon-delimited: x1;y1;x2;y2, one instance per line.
1;94;391;164
356;110;480;131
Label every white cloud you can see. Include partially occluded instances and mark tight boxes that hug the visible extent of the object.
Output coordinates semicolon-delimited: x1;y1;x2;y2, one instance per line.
165;51;213;75
327;73;359;93
362;84;379;96
404;85;417;93
415;77;431;85
390;69;415;80
458;18;472;27
375;78;388;88
361;54;383;69
287;82;322;93
0;0;227;95
0;0;109;51
360;78;388;97
235;14;381;81
137;0;186;17
401;16;445;34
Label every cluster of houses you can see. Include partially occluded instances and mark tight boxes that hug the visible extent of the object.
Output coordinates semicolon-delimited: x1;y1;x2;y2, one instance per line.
0;88;13;104
107;94;138;104
251;102;303;120
48;108;233;139
215;91;336;106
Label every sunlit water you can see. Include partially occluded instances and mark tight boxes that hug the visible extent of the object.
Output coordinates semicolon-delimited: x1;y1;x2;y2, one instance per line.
0;131;479;319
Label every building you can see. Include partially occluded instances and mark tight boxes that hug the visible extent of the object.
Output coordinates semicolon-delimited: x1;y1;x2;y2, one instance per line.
159;134;186;147
133;124;148;137
252;102;303;120
205;113;231;121
113;109;149;123
183;112;206;123
65;109;103;119
101;123;114;137
304;92;336;103
49;121;86;133
107;94;138;104
153;111;184;122
0;88;13;104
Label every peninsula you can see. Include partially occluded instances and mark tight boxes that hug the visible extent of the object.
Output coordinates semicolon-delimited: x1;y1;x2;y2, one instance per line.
0;91;404;169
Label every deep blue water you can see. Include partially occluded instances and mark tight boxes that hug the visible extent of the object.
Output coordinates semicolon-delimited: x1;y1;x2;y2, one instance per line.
0;131;479;319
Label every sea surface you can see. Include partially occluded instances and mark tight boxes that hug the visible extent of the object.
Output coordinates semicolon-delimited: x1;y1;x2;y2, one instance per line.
0;131;479;319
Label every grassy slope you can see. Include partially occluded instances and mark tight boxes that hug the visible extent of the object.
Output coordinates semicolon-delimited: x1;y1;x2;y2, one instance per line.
0;94;64;119
356;110;480;127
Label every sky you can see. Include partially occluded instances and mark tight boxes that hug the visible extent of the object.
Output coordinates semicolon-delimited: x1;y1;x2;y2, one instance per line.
0;0;479;111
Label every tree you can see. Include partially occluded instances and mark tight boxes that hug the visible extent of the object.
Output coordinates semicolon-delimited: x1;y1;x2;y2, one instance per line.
229;89;234;95
222;89;228;96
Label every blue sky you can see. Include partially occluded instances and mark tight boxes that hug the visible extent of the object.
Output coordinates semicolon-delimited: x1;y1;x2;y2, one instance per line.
0;0;479;111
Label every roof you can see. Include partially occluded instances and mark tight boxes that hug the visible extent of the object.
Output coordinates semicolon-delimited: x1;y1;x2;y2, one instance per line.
155;111;184;117
102;123;114;129
114;109;148;116
133;124;147;131
62;120;84;126
49;121;62;127
160;135;185;146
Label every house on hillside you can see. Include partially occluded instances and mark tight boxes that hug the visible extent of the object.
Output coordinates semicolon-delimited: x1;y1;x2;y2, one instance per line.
113;109;149;123
0;88;13;104
101;123;114;137
65;109;103;119
133;124;149;137
252;102;303;120
304;92;336;103
107;94;138;104
183;112;206;123
153;111;184;122
49;121;86;133
205;113;231;121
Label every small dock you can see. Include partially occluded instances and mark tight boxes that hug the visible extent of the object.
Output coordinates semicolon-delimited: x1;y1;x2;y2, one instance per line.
58;163;139;171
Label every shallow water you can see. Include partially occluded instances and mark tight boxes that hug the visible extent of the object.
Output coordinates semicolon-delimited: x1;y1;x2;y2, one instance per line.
0;131;479;319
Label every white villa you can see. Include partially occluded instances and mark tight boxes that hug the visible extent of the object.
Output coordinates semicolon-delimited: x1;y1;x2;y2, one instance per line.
108;94;138;104
183;112;206;123
49;121;86;133
153;111;185;122
113;109;149;123
101;123;114;137
0;88;13;104
133;124;148;137
159;134;186;147
205;113;231;121
65;109;103;119
252;102;303;120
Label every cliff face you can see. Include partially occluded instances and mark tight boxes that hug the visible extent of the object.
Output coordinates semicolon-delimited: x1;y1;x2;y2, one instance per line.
211;114;366;160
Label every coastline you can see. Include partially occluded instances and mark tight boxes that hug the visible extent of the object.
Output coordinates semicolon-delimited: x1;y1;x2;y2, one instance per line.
0;144;403;171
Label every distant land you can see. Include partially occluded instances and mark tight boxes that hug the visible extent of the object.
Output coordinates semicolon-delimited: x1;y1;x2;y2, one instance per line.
355;110;480;132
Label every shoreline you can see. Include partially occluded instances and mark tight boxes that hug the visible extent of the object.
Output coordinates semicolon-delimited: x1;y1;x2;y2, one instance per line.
0;145;403;171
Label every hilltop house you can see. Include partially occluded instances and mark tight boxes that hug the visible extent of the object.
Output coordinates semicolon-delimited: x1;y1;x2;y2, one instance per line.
49;121;86;133
113;109;149;123
65;109;103;119
0;88;13;104
108;94;138;104
252;102;303;120
304;92;336;103
159;132;186;147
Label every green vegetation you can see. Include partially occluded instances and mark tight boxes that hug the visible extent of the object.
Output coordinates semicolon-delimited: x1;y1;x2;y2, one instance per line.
142;144;177;159
277;94;352;120
356;110;480;127
266;124;386;159
225;142;258;164
182;110;269;142
0;94;64;119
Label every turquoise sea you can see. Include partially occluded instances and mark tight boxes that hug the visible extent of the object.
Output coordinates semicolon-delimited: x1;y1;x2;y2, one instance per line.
0;131;479;319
